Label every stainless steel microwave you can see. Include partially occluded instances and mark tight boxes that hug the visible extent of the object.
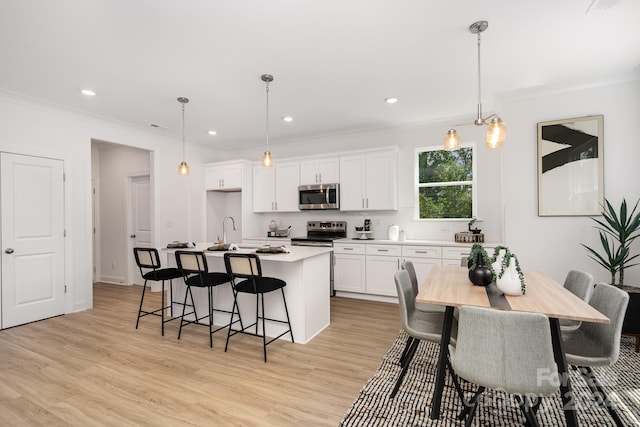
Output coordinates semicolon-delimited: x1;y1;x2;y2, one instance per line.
298;183;340;210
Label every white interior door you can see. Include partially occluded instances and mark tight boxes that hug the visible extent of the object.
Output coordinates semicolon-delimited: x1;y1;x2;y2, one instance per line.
129;175;151;286
1;152;65;329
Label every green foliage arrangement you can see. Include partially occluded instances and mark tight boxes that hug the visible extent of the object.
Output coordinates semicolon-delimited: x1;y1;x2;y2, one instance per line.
469;243;494;275
491;246;526;295
581;198;640;286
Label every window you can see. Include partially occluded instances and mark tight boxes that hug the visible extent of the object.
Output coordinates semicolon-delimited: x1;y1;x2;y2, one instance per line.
415;144;475;219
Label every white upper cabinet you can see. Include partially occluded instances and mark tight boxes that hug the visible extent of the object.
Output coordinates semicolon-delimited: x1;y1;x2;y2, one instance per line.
339;149;398;211
299;157;340;185
205;162;243;191
252;161;300;212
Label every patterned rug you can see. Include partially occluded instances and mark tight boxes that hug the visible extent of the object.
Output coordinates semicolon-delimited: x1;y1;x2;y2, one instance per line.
340;333;640;426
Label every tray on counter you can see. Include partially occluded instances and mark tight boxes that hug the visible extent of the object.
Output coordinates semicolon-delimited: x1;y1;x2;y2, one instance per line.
255;246;287;254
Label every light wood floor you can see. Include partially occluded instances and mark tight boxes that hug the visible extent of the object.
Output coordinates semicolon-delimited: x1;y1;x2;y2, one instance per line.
0;283;400;426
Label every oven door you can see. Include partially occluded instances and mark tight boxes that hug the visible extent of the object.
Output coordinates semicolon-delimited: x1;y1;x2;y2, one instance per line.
298;184;339;210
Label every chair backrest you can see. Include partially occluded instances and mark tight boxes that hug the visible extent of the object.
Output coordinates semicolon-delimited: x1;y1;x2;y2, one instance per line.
402;260;419;297
133;247;161;270
175;251;208;274
451;306;560;396
224;253;262;279
579;282;629;365
563;270;594;302
394;270;417;332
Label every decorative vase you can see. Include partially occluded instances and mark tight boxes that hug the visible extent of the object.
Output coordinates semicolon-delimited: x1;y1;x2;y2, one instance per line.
496;258;523;296
491;249;506;279
468;253;493;286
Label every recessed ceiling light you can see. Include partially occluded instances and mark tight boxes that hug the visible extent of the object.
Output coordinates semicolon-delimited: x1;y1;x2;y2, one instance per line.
81;89;96;96
385;97;398;104
282;116;293;122
208;130;217;135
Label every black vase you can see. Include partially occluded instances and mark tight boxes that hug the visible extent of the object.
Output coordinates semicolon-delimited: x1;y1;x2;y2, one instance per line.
469;253;493;286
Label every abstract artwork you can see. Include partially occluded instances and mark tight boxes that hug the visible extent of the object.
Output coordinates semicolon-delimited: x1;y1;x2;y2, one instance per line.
537;115;604;216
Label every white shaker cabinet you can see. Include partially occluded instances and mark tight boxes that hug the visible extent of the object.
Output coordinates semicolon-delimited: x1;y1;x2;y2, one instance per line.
299;157;339;185
365;244;402;296
205;161;243;191
402;245;442;286
333;243;366;293
252;161;300;212
339;149;397;211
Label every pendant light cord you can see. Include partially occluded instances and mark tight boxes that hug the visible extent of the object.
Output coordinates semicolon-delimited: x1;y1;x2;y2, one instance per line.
182;102;186;160
265;81;270;152
476;31;483;122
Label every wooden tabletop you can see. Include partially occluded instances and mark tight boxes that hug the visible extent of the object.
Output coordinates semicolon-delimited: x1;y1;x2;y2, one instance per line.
416;265;609;324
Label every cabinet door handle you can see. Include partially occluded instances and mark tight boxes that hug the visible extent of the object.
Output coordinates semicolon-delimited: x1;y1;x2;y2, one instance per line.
272;202;274;210
318;173;322;182
221;178;225;187
415;250;427;254
362;199;365;209
377;249;389;252
275;202;278;211
344;248;354;251
5;248;14;254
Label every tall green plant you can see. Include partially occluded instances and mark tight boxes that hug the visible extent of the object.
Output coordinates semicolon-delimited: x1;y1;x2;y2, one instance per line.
581;198;640;285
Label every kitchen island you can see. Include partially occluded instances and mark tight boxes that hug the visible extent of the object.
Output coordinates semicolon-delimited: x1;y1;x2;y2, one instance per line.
162;244;332;344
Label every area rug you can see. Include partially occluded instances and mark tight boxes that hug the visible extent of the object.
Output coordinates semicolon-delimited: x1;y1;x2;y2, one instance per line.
340;333;640;426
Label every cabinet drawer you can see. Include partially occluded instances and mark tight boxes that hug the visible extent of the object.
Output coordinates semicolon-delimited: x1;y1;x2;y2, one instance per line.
333;243;366;255
401;245;442;259
442;246;472;260
366;244;401;256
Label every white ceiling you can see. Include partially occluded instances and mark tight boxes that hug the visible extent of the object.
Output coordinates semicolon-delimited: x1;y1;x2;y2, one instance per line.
1;0;639;152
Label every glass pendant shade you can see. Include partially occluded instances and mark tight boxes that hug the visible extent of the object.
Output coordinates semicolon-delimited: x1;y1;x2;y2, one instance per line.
485;117;506;150
178;161;189;175
444;129;461;151
261;151;273;167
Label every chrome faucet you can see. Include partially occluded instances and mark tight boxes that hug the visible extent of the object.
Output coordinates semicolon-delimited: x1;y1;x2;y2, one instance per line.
222;216;237;244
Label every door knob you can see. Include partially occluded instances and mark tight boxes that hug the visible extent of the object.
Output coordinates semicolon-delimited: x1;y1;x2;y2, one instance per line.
130;234;136;238
5;248;14;254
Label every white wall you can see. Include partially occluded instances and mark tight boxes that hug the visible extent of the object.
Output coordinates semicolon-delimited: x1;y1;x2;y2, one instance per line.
0;91;220;312
502;79;640;285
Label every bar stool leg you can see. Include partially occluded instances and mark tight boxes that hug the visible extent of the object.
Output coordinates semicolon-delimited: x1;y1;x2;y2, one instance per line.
208;287;214;348
281;288;294;343
136;280;148;329
161;280;166;336
261;293;267;362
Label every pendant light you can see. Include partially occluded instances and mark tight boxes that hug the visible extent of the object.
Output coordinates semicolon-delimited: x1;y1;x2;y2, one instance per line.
261;74;274;167
444;21;506;151
177;96;190;175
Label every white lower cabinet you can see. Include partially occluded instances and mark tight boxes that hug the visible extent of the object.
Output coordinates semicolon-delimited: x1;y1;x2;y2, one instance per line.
333;243;366;293
365;244;401;296
334;242;498;300
402;245;442;287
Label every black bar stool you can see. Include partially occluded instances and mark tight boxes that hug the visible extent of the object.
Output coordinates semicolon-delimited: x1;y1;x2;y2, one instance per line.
175;251;242;347
133;247;186;336
223;252;293;362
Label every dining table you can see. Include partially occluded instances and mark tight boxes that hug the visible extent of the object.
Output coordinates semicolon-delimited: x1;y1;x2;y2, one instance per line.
416;265;610;427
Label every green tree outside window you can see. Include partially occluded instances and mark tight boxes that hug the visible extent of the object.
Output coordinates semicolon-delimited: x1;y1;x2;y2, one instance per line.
417;146;474;219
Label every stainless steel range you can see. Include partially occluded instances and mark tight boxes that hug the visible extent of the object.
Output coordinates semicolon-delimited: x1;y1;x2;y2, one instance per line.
291;221;346;296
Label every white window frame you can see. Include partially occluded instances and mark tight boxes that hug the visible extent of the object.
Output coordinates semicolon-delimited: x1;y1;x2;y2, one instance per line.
414;143;477;220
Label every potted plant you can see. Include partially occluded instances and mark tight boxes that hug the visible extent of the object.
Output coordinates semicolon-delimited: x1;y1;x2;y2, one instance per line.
582;198;640;286
495;251;526;295
468;243;494;286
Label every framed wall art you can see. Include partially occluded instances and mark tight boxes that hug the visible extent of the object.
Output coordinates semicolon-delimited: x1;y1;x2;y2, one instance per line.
537;115;604;216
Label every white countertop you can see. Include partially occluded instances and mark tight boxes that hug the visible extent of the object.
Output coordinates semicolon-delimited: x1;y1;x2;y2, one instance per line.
162;243;332;263
333;239;501;246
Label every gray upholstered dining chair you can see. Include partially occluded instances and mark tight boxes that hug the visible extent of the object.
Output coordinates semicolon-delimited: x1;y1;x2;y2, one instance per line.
403;260;443;313
390;269;457;398
449;306;560;427
562;282;629;427
559;270;594;332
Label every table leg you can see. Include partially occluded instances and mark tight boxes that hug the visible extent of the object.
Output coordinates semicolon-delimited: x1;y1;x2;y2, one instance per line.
429;305;455;420
549;317;578;427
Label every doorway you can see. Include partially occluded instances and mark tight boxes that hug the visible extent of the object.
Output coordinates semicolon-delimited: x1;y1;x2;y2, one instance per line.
91;141;152;286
